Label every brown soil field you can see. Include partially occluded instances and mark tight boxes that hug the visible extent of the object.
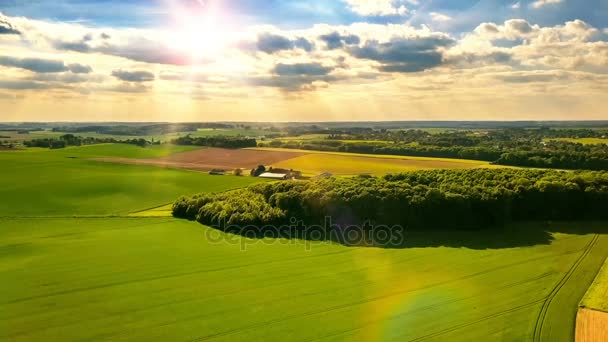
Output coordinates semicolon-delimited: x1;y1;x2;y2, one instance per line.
576;308;608;342
98;147;308;172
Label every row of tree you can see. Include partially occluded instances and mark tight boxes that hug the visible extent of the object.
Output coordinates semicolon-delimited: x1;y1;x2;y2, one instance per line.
23;134;158;149
171;135;257;149
173;169;608;234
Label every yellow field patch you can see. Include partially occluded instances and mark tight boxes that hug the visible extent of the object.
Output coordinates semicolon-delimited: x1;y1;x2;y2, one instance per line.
270;151;489;176
547;138;608;145
128;204;174;217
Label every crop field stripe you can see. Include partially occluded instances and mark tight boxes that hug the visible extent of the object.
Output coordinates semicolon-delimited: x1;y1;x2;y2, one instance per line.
408;299;546;342
43;251;562;341
0;246;357;306
300;271;558;342
186;248;586;341
532;234;600;341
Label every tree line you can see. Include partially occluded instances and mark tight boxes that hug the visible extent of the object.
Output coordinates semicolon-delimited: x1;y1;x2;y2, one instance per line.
23;134;158;149
173;169;608;237
171;135;257;149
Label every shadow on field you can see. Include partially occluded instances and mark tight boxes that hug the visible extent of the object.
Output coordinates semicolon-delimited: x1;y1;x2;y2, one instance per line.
208;220;608;250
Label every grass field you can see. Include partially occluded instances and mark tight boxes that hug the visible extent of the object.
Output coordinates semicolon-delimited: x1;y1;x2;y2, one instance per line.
0;145;262;216
580;258;608;312
1;143;607;341
1;218;607;341
0;130;64;142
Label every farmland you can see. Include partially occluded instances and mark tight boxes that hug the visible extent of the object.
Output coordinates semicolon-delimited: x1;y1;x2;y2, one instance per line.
1;143;607;341
0;145;262;216
99;147;489;176
1;217;607;341
272;151;488;175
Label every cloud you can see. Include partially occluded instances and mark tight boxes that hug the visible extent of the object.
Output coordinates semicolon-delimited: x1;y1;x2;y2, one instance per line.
0;16;19;35
30;73;93;84
54;40;91;53
255;33;314;54
530;0;563;9
430;12;452;23
349;35;455;72
68;63;93;74
274;63;334;76
344;0;409;16
0;80;51;90
0;56;69;73
111;70;155;82
493;71;571;83
319;32;360;50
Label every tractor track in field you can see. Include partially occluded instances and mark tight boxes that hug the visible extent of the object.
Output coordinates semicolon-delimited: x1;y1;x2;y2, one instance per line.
300;272;557;342
186;248;586;342
532;234;600;342
408;299;547;341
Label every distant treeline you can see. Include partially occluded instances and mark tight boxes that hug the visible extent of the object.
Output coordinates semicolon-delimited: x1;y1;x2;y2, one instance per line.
23;134;158;149
173;169;608;237
261;128;608;170
52;123;234;136
171;135;257;149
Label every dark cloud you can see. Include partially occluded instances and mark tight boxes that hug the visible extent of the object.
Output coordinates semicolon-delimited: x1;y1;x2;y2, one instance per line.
349;36;455;73
55;41;91;53
249;63;340;92
274;63;333;76
111;69;155;82
255;33;315;54
319;32;360;49
294;37;315;52
100;32;111;40
0;17;19;35
256;33;294;53
0;56;68;73
68;63;93;74
249;75;336;92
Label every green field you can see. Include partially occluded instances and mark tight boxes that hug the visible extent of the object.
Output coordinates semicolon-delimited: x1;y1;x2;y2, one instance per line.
1;218;607;341
580;257;608;312
1;144;607;341
0;144;261;216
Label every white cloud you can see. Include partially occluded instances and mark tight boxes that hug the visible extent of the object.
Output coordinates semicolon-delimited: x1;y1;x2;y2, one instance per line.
530;0;563;9
344;0;409;16
430;12;452;22
511;2;521;9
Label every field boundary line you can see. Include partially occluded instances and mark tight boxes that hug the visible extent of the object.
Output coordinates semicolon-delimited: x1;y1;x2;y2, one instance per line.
532;234;600;342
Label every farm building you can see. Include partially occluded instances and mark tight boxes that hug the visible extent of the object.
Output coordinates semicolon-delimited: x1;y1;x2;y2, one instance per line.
259;172;288;180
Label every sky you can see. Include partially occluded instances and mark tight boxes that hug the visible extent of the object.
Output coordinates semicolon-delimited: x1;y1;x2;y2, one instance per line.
0;0;607;122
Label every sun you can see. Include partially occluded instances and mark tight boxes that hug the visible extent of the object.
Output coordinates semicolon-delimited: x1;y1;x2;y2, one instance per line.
167;2;230;61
